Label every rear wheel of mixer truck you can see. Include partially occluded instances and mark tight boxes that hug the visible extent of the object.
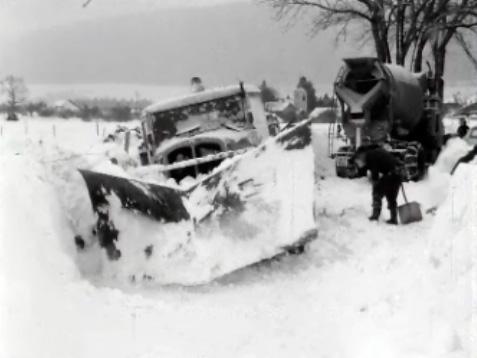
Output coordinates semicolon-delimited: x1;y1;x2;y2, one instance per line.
403;143;426;181
335;146;354;178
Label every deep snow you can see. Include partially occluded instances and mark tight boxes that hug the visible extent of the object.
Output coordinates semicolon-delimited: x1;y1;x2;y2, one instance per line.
0;117;475;358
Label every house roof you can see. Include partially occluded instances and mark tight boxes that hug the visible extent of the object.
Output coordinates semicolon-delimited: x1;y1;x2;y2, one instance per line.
52;99;80;111
456;102;477;115
144;84;260;114
264;101;294;113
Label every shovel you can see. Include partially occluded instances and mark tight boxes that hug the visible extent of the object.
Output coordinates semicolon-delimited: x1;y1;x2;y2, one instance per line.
398;184;422;224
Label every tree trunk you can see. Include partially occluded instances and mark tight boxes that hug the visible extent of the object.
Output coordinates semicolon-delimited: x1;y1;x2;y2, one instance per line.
412;35;427;73
396;0;405;65
383;32;391;63
371;22;387;62
433;45;446;99
371;19;392;63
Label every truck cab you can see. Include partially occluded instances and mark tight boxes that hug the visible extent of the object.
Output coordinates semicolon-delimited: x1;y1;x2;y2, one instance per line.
140;83;271;182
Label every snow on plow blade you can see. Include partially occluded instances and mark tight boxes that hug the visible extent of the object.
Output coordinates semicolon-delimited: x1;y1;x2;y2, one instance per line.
79;170;190;222
78;119;317;285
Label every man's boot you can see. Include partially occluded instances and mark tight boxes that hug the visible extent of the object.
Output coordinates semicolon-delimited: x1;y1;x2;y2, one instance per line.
386;208;398;225
369;207;381;221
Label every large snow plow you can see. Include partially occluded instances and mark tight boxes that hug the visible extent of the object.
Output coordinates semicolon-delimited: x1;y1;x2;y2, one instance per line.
79;119;316;285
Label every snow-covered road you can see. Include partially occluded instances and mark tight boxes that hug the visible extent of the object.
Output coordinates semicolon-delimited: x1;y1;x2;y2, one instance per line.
0;118;474;358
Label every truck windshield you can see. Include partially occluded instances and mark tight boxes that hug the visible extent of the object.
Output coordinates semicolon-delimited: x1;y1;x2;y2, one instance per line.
150;94;253;145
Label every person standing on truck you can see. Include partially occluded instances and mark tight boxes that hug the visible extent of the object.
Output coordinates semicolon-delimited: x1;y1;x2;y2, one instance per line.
352;146;404;225
457;118;469;138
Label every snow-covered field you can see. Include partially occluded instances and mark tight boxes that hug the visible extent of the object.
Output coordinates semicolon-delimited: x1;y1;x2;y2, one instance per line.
0;117;475;358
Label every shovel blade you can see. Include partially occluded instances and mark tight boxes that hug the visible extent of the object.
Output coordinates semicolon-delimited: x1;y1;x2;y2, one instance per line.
398;202;422;224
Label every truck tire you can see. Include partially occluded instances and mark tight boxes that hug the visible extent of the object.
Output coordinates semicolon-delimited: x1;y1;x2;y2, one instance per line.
401;142;425;181
336;163;348;178
335;146;353;178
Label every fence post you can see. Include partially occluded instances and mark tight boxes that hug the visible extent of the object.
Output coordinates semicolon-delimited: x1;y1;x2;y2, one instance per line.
124;130;131;153
96;120;99;136
52;124;56;138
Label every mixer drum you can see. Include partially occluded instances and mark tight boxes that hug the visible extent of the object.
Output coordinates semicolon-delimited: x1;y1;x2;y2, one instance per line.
335;57;427;144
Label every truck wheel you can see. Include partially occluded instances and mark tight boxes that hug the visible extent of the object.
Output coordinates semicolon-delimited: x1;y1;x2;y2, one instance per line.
336;164;348;178
402;143;425;181
417;147;427;180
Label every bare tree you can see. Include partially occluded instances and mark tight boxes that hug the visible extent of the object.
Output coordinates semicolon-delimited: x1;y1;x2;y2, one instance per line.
424;1;477;97
1;75;28;121
263;0;477;96
395;1;477;96
262;0;398;62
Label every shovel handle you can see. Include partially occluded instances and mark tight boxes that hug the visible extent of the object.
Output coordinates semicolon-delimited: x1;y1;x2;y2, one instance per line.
401;184;408;204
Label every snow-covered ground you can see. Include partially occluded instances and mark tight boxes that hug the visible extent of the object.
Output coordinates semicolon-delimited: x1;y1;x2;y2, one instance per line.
0;117;475;358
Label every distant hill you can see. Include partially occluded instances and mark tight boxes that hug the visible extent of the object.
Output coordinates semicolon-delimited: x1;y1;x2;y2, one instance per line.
1;1;476;90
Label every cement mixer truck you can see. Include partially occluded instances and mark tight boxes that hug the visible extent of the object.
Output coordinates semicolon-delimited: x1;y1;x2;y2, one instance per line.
332;57;444;180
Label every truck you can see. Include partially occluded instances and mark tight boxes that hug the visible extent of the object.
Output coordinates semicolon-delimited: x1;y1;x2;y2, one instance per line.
331;57;444;180
138;83;275;182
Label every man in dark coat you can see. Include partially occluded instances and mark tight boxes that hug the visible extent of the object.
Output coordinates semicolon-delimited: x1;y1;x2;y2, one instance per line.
457;118;469;138
352;146;403;224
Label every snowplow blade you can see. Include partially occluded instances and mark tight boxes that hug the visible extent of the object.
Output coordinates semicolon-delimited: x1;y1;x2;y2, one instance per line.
78;119;317;285
78;169;190;223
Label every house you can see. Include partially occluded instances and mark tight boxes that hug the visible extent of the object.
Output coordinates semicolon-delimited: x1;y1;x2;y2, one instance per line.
264;101;297;123
455;102;477;118
443;102;477;133
52;99;81;118
52;99;80;113
441;102;462;117
293;87;307;114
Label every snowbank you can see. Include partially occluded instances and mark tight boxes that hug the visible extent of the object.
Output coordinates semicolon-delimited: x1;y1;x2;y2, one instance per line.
399;137;474;212
0;153;80;356
310;124;474;357
434;137;472;174
0;120;473;358
425;164;476;356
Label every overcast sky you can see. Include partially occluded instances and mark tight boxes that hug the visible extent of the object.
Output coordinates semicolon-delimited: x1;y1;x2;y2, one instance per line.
1;0;475;92
0;0;247;38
